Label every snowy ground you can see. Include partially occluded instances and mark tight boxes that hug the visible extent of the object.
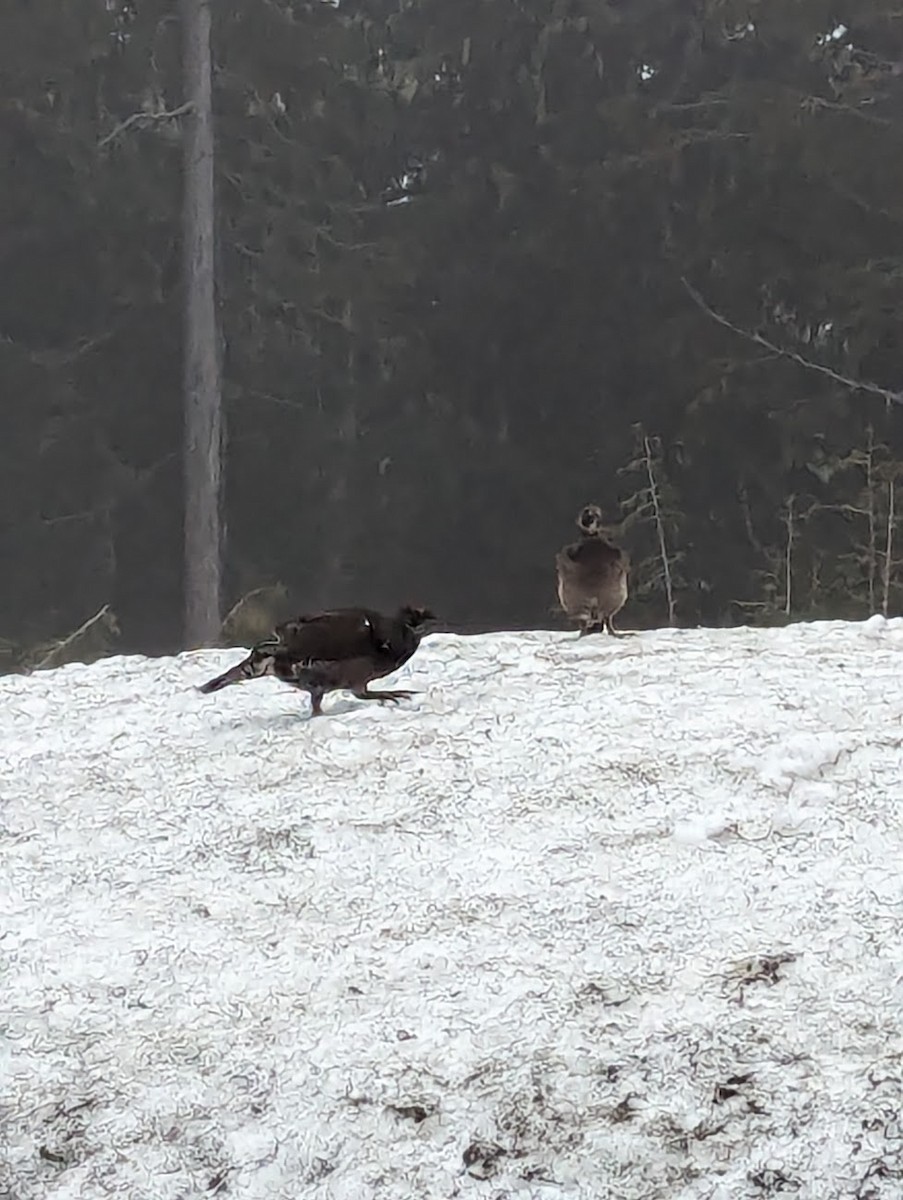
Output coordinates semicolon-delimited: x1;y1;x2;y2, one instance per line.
1;619;902;1200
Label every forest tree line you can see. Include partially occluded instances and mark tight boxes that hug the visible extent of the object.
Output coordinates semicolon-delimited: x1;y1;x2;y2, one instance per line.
2;0;903;668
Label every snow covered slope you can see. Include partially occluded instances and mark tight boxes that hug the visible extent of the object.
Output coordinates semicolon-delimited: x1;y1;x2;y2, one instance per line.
2;619;902;1200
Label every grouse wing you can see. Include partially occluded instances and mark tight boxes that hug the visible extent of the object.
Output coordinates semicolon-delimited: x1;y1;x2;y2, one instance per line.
274;608;381;663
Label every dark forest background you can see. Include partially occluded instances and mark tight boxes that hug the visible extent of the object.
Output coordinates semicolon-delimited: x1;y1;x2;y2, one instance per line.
3;0;903;668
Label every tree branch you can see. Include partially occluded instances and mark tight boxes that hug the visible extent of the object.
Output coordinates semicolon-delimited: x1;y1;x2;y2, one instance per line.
244;387;306;412
680;276;903;406
98;102;194;149
800;94;892;128
0;327;117;369
828;178;903;224
31;605;116;672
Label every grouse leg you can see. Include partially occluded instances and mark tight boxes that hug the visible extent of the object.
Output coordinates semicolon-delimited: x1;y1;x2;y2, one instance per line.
352;687;416;705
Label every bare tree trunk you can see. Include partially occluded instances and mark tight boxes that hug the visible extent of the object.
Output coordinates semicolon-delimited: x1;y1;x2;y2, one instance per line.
318;300;358;606
783;494;795;617
642;434;676;626
865;424;876;611
181;0;222;647
882;478;895;617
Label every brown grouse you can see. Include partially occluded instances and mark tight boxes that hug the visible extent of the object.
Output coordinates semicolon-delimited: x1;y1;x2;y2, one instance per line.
198;605;435;717
555;505;629;636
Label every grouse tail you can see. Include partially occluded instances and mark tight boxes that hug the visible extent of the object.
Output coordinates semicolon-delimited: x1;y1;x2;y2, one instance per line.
197;637;279;694
197;657;254;694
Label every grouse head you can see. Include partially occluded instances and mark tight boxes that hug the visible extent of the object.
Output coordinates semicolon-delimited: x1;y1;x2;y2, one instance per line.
576;504;605;536
246;638;281;672
398;605;437;630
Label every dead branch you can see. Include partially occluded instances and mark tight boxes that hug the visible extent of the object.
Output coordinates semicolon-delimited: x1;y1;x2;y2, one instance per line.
0;327;117;370
98;101;194;149
31;605;118;672
828;179;903;223
220;584;288;646
244;388;306;412
681;276;903;406
800;94;892;127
